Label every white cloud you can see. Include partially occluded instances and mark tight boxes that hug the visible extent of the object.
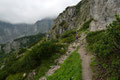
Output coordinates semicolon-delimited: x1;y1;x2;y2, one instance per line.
0;0;81;24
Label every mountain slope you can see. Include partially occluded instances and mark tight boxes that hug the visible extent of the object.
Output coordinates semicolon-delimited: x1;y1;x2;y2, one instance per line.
47;0;120;39
0;18;53;44
0;39;66;80
0;33;44;57
45;0;120;80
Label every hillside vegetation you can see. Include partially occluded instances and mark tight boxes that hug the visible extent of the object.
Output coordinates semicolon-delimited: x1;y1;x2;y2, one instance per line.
1;15;120;80
86;15;120;80
0;39;67;80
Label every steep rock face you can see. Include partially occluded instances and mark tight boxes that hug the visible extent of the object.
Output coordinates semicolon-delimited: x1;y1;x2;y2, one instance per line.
47;0;120;39
90;0;120;31
47;7;76;39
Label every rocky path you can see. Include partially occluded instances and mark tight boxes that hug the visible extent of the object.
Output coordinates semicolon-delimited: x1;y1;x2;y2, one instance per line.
78;44;93;80
78;32;93;80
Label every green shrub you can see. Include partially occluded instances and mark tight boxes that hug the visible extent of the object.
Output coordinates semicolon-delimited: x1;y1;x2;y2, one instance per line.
86;15;120;79
0;71;8;80
61;30;76;38
34;43;67;80
86;30;105;49
80;19;93;31
59;20;68;30
61;35;75;43
0;40;65;80
17;48;27;55
10;40;62;73
6;73;24;80
59;20;66;26
60;30;76;43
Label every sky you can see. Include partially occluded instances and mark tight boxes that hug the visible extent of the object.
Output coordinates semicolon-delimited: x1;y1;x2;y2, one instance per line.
0;0;81;24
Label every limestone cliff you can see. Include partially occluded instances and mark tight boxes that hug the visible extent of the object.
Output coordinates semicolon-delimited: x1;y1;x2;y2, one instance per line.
47;0;120;39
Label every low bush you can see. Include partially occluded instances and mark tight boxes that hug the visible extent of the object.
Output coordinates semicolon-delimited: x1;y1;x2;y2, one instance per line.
86;30;105;47
61;35;75;43
59;20;68;30
59;20;66;26
60;30;76;43
17;48;27;55
11;40;63;73
86;15;120;79
6;73;24;80
0;40;65;80
80;19;93;31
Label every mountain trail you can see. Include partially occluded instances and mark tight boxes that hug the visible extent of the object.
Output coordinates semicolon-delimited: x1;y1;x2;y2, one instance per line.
78;44;93;80
40;32;93;80
78;33;93;80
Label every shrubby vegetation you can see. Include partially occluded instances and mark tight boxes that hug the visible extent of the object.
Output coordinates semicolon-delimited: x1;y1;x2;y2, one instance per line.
80;19;93;31
59;20;68;30
59;20;66;26
17;48;27;55
60;30;76;43
0;40;66;80
6;73;24;80
47;47;82;80
86;15;120;80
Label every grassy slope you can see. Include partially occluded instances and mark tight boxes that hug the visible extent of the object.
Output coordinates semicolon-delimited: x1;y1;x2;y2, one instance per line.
47;47;82;80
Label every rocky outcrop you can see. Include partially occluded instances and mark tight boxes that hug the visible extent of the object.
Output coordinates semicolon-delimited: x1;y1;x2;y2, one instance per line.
47;7;76;39
47;0;120;39
90;0;120;31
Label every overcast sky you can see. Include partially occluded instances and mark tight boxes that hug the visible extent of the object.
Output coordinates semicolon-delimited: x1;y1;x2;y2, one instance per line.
0;0;81;24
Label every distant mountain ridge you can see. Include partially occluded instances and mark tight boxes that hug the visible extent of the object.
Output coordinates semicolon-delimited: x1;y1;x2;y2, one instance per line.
0;18;54;44
0;33;44;57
